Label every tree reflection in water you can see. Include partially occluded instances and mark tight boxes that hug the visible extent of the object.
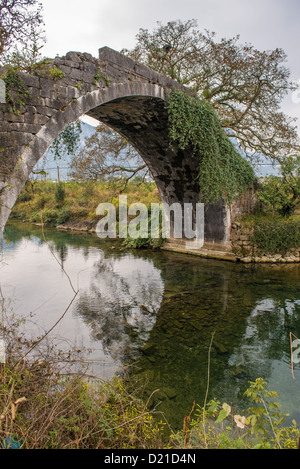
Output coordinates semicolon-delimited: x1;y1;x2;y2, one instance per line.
75;252;164;361
1;222;300;429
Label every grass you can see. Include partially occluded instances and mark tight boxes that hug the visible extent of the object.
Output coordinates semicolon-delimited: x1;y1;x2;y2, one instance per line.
10;179;161;228
239;212;299;227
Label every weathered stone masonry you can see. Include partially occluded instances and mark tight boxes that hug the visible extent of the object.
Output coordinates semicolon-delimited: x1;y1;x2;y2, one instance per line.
0;46;236;253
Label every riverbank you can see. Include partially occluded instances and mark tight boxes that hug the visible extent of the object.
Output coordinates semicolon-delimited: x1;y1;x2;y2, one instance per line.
53;220;300;263
230;214;300;263
9;180;300;263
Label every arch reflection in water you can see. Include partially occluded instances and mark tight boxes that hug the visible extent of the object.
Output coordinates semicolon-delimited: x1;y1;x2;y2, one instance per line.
74;253;164;361
0;222;164;373
1;222;300;430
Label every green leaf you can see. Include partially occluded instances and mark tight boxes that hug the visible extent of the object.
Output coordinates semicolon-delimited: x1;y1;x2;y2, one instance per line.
215;408;229;423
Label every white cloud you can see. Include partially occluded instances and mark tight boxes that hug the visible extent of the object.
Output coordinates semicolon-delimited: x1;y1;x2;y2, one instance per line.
40;0;300;69
40;0;300;129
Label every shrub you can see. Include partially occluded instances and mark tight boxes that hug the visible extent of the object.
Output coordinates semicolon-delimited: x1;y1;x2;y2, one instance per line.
257;155;300;216
123;212;165;249
54;183;66;206
18;191;32;203
56;208;72;225
0;305;165;450
35;194;49;210
171;378;300;449
251;221;300;255
41;209;60;226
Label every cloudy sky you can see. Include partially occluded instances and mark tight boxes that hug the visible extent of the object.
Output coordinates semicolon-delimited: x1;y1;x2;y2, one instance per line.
40;0;300;126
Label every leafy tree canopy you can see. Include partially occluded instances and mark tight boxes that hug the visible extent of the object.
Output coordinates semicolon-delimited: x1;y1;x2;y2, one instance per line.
122;19;300;163
50;120;82;160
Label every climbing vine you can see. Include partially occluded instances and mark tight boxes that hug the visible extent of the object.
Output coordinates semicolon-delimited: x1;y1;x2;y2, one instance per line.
2;68;31;114
166;91;255;203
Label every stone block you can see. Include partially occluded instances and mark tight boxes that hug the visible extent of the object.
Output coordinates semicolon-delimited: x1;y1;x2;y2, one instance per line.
40;78;54;98
44;98;65;110
0;131;33;147
7;123;40;133
6;113;25;123
65;51;82;64
28;96;45;106
82;71;96;84
36;105;54;117
82;53;95;62
70;68;84;81
24;113;48;125
66;87;79;98
83;61;97;74
99;47;135;72
19;73;39;88
0;132;17;146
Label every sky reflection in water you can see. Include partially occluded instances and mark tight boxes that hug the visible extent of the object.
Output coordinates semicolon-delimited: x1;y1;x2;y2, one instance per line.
1;222;300;429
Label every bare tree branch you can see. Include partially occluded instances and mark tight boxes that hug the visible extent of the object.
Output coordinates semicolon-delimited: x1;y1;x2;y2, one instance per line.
123;20;300;162
69;124;149;191
0;0;44;61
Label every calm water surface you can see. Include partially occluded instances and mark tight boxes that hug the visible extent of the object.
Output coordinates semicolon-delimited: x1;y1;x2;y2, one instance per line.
1;221;300;429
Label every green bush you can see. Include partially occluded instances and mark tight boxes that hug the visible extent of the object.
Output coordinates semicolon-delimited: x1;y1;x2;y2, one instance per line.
123;212;165;250
56;208;72;225
18;191;33;203
35;194;49;210
124;235;164;250
54;183;66;206
251;221;300;255
257;155;300;216
42;209;60;226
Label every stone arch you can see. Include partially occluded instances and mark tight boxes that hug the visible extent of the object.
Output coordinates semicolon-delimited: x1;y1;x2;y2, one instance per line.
0;47;232;254
20;81;166;187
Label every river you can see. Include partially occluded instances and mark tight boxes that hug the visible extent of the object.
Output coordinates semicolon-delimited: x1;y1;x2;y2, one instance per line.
1;221;300;430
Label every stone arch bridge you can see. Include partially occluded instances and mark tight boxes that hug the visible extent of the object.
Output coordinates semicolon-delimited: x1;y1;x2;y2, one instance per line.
0;47;247;258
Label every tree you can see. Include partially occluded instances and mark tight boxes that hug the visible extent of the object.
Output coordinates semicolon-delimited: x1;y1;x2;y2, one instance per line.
0;0;45;65
122;19;300;163
257;154;300;216
2;23;45;70
69;124;148;191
